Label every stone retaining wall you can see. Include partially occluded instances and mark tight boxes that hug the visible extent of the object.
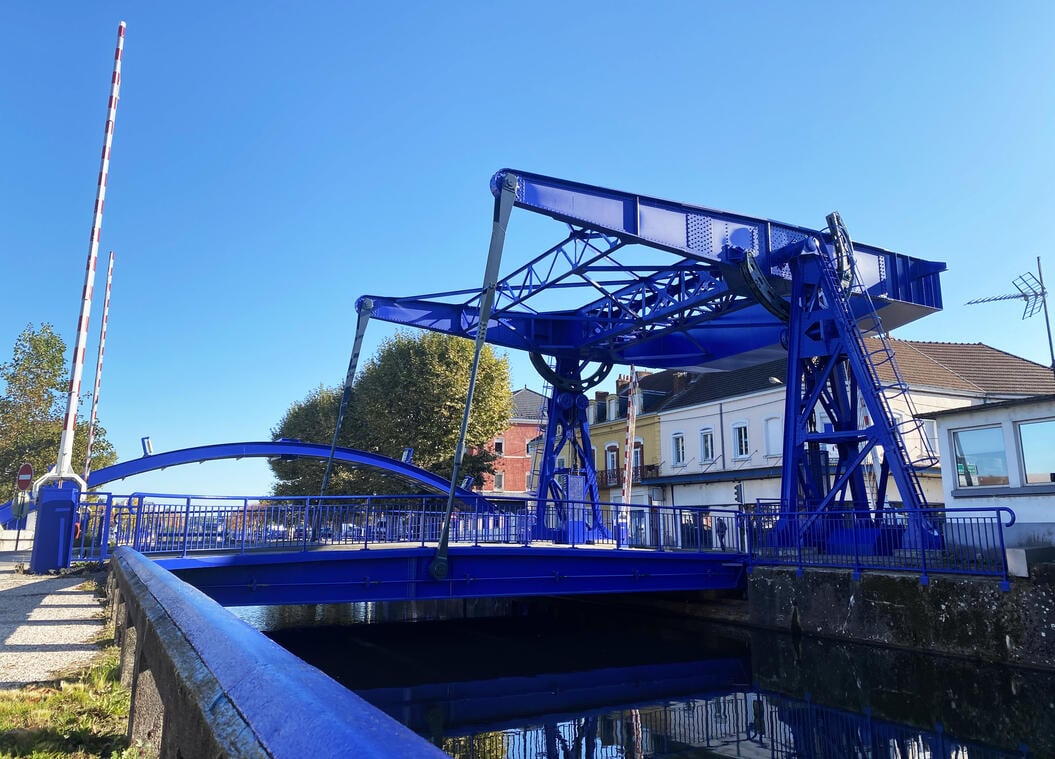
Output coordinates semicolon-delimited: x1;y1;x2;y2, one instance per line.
747;626;1055;755
748;566;1055;670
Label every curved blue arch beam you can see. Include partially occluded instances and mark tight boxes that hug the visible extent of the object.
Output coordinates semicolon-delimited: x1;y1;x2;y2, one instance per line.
85;440;482;502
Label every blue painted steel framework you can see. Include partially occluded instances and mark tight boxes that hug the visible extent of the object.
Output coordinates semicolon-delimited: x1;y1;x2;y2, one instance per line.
10;170;956;596
162;545;745;606
362;169;946;534
68;486;750;603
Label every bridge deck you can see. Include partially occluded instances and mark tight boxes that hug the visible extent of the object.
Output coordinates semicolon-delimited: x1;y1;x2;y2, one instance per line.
160;542;747;606
60;491;748;604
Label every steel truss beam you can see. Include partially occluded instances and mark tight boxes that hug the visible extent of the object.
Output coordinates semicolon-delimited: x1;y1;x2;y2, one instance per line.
781;242;939;548
532;356;610;541
362;169;946;539
365;170;943;373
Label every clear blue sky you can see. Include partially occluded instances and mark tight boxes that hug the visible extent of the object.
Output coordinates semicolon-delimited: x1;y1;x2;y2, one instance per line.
3;2;1053;496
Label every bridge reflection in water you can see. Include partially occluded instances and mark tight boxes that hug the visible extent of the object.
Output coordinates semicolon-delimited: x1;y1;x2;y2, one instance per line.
423;690;1028;759
258;609;1050;759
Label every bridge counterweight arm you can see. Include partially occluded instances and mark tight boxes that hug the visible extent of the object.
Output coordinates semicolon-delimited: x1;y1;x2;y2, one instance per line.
365;170;944;375
491;168;945;308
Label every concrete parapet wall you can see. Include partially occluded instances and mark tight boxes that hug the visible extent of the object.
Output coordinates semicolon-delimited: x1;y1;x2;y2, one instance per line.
108;547;448;758
748;566;1055;670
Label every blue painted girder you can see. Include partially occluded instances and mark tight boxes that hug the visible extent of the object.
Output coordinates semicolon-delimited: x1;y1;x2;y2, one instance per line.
363;169;945;372
163;547;746;606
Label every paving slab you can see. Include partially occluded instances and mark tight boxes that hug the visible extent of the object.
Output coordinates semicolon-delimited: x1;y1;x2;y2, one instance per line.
0;549;107;690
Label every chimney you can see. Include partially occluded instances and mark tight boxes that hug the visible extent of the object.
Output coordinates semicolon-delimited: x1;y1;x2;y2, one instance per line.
672;371;688;393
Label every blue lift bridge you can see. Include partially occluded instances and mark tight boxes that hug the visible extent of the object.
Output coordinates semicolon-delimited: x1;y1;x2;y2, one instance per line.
360;169;946;553
7;168;975;599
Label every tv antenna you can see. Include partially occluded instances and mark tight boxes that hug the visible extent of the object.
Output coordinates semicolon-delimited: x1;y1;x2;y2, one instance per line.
966;256;1055;382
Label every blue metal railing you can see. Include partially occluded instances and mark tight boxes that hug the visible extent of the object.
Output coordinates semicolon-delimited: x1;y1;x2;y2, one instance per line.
71;492;1016;586
71;492;744;561
743;504;1016;588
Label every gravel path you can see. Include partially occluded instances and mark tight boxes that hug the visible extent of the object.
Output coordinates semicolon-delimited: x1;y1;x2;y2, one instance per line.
0;549;107;690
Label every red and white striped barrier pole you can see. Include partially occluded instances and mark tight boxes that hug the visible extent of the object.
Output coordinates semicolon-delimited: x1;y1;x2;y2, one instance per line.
618;367;639;545
39;21;125;493
83;251;114;482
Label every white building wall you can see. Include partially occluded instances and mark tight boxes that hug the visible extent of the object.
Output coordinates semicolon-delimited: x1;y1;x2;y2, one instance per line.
660;388;785;508
931;397;1055;547
660;389;785;478
656;383;987;511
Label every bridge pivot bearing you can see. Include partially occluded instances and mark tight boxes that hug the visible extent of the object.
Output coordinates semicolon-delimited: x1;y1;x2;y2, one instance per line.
529;352;612;393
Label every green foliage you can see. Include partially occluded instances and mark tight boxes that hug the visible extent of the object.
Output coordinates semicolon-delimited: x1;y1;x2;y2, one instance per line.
268;384;346;496
0;324;118;497
0;645;134;758
270;331;513;495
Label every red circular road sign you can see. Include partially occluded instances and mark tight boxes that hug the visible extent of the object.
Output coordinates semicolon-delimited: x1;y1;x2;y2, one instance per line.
16;463;33;491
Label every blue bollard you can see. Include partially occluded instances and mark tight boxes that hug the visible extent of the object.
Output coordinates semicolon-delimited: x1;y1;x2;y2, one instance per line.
29;484;79;573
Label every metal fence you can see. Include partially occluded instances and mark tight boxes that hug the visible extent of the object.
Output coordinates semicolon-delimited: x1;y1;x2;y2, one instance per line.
70;492;744;561
70;492;1016;586
743;504;1016;588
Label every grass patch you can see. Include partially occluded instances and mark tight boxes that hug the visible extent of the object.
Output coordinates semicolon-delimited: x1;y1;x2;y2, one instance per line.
0;640;140;759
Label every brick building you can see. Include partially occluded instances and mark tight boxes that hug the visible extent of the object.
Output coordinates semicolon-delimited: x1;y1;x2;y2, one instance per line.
479;387;547;497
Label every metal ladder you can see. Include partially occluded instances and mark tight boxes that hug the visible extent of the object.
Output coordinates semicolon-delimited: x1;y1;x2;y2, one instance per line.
822;213;937;509
527;375;553;495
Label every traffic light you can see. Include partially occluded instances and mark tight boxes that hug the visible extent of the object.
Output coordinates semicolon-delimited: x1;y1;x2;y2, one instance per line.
733;482;744;504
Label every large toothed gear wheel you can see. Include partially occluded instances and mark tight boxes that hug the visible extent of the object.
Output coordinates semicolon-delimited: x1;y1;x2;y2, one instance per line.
529;352;613;393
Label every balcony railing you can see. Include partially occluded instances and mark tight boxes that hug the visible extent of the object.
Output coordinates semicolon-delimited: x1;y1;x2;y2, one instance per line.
598;465;660;487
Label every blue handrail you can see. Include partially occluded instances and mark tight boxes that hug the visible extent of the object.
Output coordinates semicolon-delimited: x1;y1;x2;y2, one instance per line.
744;505;1016;588
72;491;746;559
71;492;1016;587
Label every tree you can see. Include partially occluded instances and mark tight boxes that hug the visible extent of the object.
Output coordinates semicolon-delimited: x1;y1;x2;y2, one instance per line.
270;331;513;496
268;384;346;497
0;323;117;496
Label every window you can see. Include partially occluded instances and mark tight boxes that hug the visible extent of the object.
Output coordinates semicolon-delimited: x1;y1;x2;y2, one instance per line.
733;422;750;459
672;433;686;467
494;438;504;456
922;419;939;458
605;445;620;486
1018;419;1055;485
632;443;643;470
764;417;782;457
493;471;505;491
951;426;1008;487
699;428;715;463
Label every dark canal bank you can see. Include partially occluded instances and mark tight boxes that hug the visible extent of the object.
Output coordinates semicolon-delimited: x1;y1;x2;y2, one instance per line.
232;598;1055;758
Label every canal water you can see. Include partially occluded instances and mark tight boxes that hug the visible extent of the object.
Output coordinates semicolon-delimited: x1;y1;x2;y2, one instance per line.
231;600;1055;758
